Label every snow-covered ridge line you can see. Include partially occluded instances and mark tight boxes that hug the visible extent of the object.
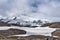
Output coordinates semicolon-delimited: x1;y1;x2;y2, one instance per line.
0;16;51;27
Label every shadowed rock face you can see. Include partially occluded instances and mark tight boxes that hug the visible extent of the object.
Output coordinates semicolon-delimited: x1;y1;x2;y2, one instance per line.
52;30;60;37
10;23;21;26
41;22;60;28
0;28;26;39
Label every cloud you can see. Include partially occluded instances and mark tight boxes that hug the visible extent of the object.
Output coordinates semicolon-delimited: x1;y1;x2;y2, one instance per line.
30;0;60;21
0;0;15;17
0;0;60;21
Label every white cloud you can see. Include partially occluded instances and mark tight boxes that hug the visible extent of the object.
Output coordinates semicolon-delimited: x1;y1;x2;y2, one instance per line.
0;0;60;21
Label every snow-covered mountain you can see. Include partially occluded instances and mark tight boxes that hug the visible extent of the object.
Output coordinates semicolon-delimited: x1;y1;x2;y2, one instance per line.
0;16;51;27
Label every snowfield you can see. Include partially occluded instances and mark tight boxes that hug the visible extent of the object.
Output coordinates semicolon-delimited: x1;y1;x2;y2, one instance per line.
0;26;56;37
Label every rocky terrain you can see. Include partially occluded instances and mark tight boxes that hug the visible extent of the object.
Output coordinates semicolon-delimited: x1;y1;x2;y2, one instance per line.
0;35;59;40
0;35;51;40
0;28;26;39
0;18;60;40
52;30;60;37
41;22;60;28
0;21;10;26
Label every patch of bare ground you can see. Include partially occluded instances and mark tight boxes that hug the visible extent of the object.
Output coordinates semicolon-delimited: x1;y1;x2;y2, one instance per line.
8;35;48;40
41;23;53;27
41;22;60;28
52;30;60;37
0;21;11;26
0;35;60;40
0;28;26;39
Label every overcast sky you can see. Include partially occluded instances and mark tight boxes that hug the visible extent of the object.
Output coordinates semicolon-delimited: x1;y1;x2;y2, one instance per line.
0;0;60;22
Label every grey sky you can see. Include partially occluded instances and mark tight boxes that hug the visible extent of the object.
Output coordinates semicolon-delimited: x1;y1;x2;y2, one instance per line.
0;0;60;22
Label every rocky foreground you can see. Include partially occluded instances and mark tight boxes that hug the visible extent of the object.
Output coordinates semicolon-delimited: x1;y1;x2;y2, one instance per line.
52;30;60;37
0;28;48;40
0;28;26;39
0;35;60;40
0;29;60;40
